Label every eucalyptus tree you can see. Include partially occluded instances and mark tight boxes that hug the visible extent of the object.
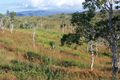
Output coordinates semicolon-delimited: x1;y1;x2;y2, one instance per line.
9;12;16;33
28;17;38;48
82;0;120;79
71;11;99;71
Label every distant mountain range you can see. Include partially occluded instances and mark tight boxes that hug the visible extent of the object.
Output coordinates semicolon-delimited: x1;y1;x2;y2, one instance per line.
16;9;79;16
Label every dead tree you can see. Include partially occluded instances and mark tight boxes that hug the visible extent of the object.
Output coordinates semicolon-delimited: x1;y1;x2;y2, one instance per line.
10;22;13;33
0;18;4;33
32;26;36;48
32;24;37;48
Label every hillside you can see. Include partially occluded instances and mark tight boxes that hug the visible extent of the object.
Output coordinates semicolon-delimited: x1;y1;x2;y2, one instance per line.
16;9;76;16
0;10;120;80
0;28;119;80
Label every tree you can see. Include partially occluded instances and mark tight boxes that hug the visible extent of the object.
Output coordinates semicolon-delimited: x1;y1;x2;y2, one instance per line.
28;17;38;48
82;0;120;79
6;10;10;16
71;11;98;71
0;13;5;32
9;11;16;33
60;13;66;33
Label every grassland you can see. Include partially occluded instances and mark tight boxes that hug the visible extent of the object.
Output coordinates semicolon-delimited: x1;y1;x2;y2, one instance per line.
0;27;119;80
0;11;119;80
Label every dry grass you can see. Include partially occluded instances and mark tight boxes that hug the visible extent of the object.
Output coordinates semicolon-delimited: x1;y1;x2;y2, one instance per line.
0;29;119;80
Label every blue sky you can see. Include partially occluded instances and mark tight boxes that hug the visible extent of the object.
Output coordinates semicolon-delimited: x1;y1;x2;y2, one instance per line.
0;0;85;13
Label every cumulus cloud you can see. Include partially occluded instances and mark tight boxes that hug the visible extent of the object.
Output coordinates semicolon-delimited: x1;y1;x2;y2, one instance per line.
25;0;84;9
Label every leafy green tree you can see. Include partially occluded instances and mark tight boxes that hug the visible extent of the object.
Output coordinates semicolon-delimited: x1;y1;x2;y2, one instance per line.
82;0;120;79
71;11;98;71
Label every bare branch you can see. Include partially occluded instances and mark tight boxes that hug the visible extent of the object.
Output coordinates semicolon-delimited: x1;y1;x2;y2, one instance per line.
104;3;110;9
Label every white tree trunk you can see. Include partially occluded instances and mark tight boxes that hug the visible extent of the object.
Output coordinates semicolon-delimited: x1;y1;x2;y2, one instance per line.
90;41;95;71
95;42;98;56
10;23;13;33
32;27;36;48
87;41;95;71
91;53;95;71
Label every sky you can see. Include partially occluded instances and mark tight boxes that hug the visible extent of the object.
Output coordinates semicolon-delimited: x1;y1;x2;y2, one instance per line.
0;0;85;13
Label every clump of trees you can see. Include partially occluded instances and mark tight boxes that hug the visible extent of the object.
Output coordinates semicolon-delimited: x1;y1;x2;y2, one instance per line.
60;0;120;79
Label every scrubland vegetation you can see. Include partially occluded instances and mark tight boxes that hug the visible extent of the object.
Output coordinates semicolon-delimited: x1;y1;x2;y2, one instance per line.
0;1;120;80
0;10;119;80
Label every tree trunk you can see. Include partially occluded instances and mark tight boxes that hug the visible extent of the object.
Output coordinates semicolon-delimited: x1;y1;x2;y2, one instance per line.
108;2;117;80
32;27;36;48
95;42;98;56
91;53;95;71
10;23;13;33
90;41;95;71
0;18;4;33
111;39;117;80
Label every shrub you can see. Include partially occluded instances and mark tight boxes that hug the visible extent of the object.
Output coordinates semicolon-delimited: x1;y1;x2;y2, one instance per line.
61;33;80;46
49;41;55;49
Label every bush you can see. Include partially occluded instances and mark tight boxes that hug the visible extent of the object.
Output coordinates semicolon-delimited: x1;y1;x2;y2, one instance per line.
61;33;80;46
49;41;55;49
26;51;40;61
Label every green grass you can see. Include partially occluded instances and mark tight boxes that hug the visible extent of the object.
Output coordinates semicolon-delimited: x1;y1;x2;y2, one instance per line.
0;28;113;80
58;59;89;68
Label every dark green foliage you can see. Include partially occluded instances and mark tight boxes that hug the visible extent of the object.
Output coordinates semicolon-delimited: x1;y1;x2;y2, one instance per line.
26;51;40;61
70;10;120;42
49;41;55;49
71;11;96;42
9;11;16;21
71;11;95;27
61;33;80;46
0;64;11;71
59;60;77;67
60;24;66;29
95;15;120;41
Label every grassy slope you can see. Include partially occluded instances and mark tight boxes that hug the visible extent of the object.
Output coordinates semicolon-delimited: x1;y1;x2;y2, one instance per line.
0;28;119;80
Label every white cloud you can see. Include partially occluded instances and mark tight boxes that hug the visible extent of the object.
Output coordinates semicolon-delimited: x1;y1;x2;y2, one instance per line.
25;0;84;9
30;0;45;7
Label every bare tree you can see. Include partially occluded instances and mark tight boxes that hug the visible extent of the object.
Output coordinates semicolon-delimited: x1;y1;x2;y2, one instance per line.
32;26;36;48
0;18;4;33
32;23;37;48
10;22;13;33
